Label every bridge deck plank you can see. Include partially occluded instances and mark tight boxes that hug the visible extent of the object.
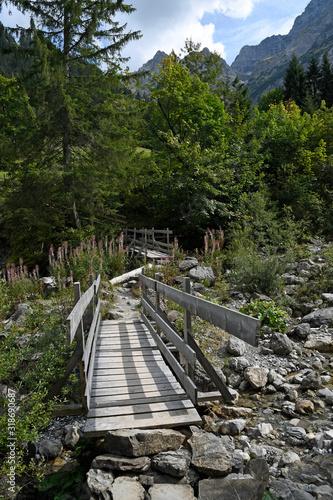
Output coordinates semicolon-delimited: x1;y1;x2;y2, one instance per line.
84;319;201;437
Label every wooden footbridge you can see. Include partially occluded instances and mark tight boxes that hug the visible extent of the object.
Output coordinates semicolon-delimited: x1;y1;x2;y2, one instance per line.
48;268;260;437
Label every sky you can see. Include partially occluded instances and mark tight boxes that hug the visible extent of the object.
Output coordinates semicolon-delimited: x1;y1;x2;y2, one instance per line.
0;0;311;70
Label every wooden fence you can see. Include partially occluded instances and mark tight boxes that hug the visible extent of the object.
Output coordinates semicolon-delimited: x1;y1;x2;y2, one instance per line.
140;270;260;404
124;228;173;257
46;273;101;411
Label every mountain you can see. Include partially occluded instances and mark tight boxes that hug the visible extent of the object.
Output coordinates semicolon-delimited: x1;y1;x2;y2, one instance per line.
137;0;333;103
136;47;238;83
232;0;333;101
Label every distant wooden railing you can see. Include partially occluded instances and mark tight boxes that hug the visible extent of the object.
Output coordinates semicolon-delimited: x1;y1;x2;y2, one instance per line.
125;228;173;257
46;273;101;411
140;270;260;405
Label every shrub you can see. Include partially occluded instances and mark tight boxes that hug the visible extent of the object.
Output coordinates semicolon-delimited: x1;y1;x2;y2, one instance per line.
240;299;288;333
228;245;286;296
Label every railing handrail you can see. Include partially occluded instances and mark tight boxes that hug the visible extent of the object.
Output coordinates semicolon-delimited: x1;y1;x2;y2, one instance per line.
140;271;261;404
140;274;260;346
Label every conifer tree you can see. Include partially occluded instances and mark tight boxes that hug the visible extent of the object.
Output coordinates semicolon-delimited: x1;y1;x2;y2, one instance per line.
306;53;321;108
283;54;307;108
1;0;141;229
320;52;333;107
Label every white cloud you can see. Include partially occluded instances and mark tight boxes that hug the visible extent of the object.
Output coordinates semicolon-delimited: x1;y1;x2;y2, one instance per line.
217;0;262;19
0;0;262;70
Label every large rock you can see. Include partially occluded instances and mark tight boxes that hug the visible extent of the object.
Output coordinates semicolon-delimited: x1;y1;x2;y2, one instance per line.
244;366;268;389
300;370;322;390
111;477;145;500
148;484;195;500
304;332;333;352
5;303;33;330
301;307;333;327
151;449;191;477
86;468;114;496
91;454;151;472
189;266;216;285
227;336;246;356
179;257;199;272
198;475;265;500
270;332;293;355
37;439;63;460
103;429;185;457
229;356;250;373
188;431;232;476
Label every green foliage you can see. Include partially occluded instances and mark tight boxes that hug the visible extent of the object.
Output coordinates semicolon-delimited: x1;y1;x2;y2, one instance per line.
240;299;288;333
0;275;76;489
228;245;286;297
283;54;307;108
49;234;128;286
37;465;86;500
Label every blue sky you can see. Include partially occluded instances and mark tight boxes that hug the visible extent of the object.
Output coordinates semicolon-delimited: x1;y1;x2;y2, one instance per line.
1;0;311;70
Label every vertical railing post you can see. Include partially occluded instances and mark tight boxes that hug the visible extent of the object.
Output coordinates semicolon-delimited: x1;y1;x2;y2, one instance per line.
89;274;94;322
73;281;88;412
144;229;147;252
152;227;155;250
183;277;194;380
155;273;161;336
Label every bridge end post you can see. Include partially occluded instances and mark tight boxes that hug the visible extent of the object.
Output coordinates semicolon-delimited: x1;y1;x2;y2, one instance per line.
183;277;194;382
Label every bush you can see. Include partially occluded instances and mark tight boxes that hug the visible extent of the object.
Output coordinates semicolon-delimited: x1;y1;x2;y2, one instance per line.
228;245;286;296
240;299;288;333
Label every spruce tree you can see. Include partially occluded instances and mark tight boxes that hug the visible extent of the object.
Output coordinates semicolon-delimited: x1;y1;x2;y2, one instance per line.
1;0;141;229
283;54;307;108
306;53;321;108
320;52;333;107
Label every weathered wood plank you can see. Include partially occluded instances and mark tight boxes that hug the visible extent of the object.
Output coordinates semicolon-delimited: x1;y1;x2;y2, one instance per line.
88;399;194;418
142;313;197;404
93;364;168;376
91;380;183;397
92;373;177;389
93;368;174;382
142;297;196;366
90;386;186;406
90;392;188;409
84;407;201;437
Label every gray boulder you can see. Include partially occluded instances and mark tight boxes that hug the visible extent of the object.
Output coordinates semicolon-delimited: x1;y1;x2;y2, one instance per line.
148;484;195;500
198;475;265;500
300;370;322;390
151;449;191;477
37;438;63;460
64;425;80;449
112;477;145;500
103;429;185;457
40;276;58;296
226;336;246;356
229;356;250;373
179;257;199;272
91;454;151;472
189;266;216;285
188;431;232;476
291;323;311;339
270;332;294;355
244;366;268;389
301;307;333;327
86;468;114;496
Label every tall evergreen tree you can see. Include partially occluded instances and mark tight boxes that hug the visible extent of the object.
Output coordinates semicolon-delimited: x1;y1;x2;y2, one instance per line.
306;53;321;108
320;52;333;107
283;54;307;108
1;0;141;229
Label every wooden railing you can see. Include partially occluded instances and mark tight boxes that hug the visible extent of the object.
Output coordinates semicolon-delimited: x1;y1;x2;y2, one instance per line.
46;273;101;411
140;270;260;405
125;228;173;257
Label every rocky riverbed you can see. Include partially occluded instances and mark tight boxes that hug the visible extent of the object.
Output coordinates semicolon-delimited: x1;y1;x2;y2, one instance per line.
11;240;333;499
